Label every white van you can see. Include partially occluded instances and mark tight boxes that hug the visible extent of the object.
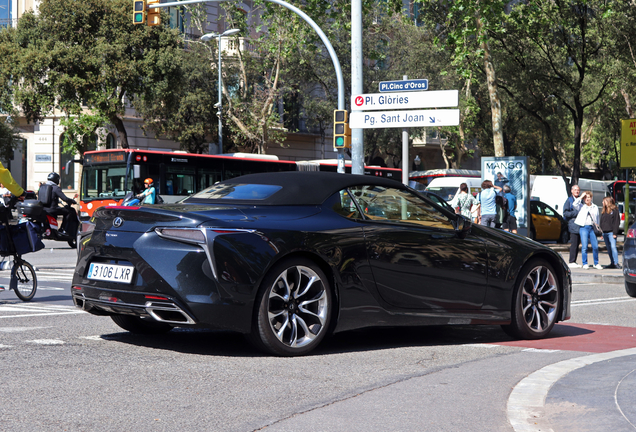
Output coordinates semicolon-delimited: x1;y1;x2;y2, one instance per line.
530;175;608;215
424;177;482;201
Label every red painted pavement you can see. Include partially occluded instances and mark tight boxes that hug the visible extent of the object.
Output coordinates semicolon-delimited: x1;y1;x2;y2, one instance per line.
491;323;636;353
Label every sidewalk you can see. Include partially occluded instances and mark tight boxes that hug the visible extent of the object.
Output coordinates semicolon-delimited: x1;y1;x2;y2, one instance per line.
545;241;624;285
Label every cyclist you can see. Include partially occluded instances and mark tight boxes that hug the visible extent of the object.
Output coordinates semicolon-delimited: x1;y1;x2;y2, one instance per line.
38;172;77;236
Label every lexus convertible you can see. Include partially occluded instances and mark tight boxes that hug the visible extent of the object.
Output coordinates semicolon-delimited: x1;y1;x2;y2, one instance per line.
72;171;571;356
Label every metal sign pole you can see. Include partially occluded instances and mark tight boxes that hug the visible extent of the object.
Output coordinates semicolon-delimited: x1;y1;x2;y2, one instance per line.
402;75;409;186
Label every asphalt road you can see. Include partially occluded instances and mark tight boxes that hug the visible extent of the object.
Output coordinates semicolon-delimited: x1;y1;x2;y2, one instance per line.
0;242;634;431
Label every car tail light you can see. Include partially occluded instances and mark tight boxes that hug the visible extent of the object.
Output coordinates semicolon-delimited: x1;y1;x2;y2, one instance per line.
80;221;95;235
145;295;169;300
622;213;625;221
155;228;205;243
627;228;636;239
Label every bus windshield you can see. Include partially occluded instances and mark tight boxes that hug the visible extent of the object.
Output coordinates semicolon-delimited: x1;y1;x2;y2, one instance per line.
81;165;131;201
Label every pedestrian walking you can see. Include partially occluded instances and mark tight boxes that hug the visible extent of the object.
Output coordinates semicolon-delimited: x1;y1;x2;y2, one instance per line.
476;180;503;227
600;196;621;269
563;184;582;268
502;185;518;234
573;190;602;270
449;182;476;219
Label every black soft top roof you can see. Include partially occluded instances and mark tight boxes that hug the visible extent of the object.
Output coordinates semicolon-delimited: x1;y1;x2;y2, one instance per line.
185;171;404;206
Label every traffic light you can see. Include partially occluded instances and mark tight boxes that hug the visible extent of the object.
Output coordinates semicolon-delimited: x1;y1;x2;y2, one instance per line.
147;0;161;26
333;110;351;149
133;0;146;25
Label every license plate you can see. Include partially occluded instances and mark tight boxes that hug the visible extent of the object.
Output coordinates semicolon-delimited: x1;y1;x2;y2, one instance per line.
87;263;135;284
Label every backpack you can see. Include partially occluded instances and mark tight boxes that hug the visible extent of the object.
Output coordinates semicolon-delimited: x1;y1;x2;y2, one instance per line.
495;195;509;225
155;194;164;204
38;183;53;207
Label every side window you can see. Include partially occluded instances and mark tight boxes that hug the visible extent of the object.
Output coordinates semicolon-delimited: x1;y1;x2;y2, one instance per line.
349;185;454;229
531;202;541;215
543;204;556;217
328;190;362;219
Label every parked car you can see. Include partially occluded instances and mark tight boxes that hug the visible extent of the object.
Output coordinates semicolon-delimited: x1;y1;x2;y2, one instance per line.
530;200;570;244
72;172;572;356
424;176;482;202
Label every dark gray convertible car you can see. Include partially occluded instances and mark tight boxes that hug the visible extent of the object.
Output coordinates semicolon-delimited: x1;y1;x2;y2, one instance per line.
72;171;571;356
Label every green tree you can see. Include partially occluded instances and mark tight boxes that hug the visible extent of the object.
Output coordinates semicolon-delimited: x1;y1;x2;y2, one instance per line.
420;0;507;157
0;116;23;163
7;0;183;149
492;0;618;186
135;44;218;154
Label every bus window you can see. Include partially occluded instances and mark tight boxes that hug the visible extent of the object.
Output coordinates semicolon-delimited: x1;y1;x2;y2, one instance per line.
81;165;129;200
165;166;195;195
198;168;223;191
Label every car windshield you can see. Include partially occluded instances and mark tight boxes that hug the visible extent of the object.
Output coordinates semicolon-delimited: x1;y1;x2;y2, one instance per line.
424;186;456;201
190;183;282;200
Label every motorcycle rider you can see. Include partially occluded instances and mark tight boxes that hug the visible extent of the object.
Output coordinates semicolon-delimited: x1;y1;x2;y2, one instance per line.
38;172;77;236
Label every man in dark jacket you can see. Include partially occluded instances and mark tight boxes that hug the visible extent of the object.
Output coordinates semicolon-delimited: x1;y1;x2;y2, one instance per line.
38;172;77;235
562;184;581;268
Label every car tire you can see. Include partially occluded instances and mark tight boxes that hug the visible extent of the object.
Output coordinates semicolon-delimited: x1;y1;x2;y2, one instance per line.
111;315;173;334
557;230;569;244
502;259;561;340
626;281;636;298
249;258;332;356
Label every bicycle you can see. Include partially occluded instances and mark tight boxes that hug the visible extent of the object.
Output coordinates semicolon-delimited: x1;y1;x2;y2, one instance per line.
0;196;37;301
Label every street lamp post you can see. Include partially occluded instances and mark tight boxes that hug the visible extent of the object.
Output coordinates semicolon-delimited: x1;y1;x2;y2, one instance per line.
201;28;240;155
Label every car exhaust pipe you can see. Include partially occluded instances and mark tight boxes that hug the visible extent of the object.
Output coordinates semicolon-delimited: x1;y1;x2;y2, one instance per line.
144;301;196;325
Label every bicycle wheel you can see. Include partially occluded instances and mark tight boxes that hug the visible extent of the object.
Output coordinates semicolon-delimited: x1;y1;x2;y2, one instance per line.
11;260;37;302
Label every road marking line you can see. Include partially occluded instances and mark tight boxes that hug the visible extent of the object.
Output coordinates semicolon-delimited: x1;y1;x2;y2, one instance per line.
508;347;636;432
0;311;85;318
26;339;65;345
573;296;632;303
0;326;51;332
0;344;12;348
571;298;636;307
522;348;561;353
0;304;76;313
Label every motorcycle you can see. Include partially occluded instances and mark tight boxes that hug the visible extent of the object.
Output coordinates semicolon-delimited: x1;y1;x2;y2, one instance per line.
17;199;80;249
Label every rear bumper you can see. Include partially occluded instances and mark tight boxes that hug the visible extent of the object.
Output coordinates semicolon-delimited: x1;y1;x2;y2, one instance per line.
72;287;196;325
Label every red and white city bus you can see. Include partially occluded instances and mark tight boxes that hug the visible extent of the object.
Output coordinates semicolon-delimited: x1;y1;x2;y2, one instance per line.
79;149;402;217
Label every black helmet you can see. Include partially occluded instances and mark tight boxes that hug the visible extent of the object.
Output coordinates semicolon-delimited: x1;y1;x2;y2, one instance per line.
47;172;60;185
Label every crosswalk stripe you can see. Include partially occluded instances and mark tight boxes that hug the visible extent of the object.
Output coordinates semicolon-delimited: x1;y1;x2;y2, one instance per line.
0;311;85;318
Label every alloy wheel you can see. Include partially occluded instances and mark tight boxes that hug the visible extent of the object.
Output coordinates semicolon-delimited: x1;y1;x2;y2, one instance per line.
520;265;558;333
266;265;329;348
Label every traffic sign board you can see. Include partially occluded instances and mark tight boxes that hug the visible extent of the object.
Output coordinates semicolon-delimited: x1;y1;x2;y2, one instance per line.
351;90;458;111
349;109;460;129
379;79;428;92
621;119;636;168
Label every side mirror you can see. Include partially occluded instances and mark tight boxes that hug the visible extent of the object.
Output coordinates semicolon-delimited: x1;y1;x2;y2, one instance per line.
455;215;471;239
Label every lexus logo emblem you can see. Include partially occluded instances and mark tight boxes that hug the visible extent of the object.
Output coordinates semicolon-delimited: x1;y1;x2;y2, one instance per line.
113;217;123;228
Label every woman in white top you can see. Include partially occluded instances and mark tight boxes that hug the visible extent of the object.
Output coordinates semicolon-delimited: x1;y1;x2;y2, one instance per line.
450;182;476;219
573;190;601;269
